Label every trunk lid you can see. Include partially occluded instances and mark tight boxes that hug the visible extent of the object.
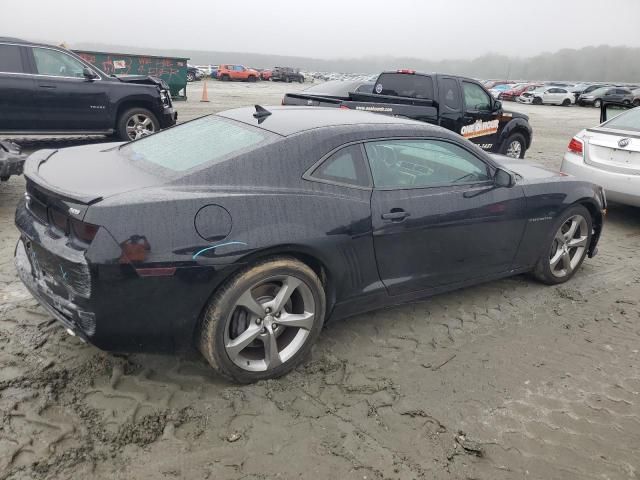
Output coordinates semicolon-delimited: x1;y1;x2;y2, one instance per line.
584;128;640;175
24;143;164;207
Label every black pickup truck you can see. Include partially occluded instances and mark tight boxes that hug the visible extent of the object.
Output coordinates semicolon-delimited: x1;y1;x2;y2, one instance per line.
0;38;177;141
284;70;533;158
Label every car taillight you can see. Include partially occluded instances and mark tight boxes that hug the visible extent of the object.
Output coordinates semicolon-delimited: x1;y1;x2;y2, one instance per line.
49;208;69;234
70;218;99;243
568;137;583;155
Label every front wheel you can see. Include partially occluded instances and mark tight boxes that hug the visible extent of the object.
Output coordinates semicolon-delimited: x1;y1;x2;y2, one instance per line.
532;97;542;105
199;257;326;383
593;99;602;108
532;205;592;285
116;108;159;141
501;133;526;159
186;72;195;82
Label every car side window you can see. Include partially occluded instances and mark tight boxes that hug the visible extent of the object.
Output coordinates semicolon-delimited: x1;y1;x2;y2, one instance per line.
33;47;85;78
441;78;461;110
462;82;492;111
0;44;24;73
365;139;490;189
310;144;370;187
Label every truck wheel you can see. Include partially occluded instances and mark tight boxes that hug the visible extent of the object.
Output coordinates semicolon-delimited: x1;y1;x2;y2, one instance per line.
117;108;159;141
186;72;195;82
532;97;542;105
198;256;326;383
502;133;526;159
532;205;592;285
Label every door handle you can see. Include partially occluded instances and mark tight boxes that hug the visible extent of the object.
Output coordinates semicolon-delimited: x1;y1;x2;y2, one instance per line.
381;209;410;221
38;84;57;89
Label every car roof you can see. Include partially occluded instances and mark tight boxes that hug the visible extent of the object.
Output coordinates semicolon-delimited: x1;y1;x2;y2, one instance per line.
217;106;430;136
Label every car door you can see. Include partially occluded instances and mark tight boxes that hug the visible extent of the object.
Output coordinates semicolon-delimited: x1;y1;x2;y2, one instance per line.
27;45;110;131
460;81;501;150
544;88;557;104
0;43;38;130
366;138;528;295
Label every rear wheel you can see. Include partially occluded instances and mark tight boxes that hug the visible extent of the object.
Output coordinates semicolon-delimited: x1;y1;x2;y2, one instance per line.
186;72;195;82
562;98;571;106
623;99;631;106
116;108;159;141
221;74;230;82
532;205;592;285
502;133;526;159
199;257;326;383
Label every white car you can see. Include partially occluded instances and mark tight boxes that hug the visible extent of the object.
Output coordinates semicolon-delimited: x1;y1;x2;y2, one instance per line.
561;106;640;207
518;86;575;106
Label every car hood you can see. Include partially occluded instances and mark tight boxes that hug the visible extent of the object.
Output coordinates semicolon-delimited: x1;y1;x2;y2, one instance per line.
490;154;563;180
24;143;164;205
116;75;168;90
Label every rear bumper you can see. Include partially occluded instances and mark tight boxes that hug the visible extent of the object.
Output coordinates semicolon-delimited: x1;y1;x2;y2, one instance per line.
14;199;235;352
561;152;640;207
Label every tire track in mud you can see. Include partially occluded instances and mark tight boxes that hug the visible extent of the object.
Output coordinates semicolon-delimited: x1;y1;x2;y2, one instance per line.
2;165;640;478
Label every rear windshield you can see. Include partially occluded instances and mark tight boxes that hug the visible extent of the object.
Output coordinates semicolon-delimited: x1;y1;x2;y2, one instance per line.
602;107;640;132
120;116;270;172
373;73;434;99
302;80;365;97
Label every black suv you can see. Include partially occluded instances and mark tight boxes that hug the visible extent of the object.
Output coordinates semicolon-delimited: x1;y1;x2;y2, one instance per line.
0;38;177;141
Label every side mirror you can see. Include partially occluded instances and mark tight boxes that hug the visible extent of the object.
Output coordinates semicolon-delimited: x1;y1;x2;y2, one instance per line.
83;67;98;80
493;100;502;111
494;168;515;188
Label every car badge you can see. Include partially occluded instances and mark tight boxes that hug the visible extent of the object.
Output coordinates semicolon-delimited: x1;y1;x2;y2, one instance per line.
618;137;631;148
69;207;81;215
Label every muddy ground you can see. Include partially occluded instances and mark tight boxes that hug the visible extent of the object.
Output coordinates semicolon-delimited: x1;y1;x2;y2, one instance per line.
1;81;639;480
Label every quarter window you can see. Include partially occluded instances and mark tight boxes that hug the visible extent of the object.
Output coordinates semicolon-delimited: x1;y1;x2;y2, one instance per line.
462;82;492;111
0;44;24;73
441;78;461;110
311;144;370;187
33;47;86;78
365;140;490;189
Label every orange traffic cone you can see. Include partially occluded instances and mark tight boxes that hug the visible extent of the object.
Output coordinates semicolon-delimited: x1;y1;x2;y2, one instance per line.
200;79;210;103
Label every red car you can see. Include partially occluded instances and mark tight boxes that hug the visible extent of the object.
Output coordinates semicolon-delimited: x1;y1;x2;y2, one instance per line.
261;69;272;81
500;83;542;101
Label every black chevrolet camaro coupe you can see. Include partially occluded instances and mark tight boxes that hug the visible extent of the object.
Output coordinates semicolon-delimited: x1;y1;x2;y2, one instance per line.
15;106;606;382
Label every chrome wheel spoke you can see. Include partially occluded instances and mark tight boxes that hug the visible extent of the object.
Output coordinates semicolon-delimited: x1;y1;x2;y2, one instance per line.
226;324;261;361
277;311;314;330
568;236;588;248
271;276;301;312
262;326;282;368
564;219;579;241
236;290;265;317
550;249;563;268
562;251;573;273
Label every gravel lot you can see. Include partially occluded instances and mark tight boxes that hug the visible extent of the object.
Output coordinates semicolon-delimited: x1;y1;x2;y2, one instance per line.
1;80;639;480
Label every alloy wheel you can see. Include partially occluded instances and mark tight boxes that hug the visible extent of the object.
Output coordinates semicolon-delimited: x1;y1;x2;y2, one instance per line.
506;140;522;158
549;214;589;278
224;275;316;372
125;114;156;140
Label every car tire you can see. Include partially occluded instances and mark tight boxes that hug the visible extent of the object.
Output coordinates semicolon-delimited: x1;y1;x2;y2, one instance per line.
501;133;527;159
298;77;304;83
562;99;571;106
532;204;592;285
532;97;542;105
623;99;631;106
593;99;602;108
198;256;326;383
248;75;257;82
186;72;195;82
221;74;230;82
116;108;160;141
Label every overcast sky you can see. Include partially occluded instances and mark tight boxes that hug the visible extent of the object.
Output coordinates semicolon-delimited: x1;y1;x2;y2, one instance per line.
6;0;640;60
